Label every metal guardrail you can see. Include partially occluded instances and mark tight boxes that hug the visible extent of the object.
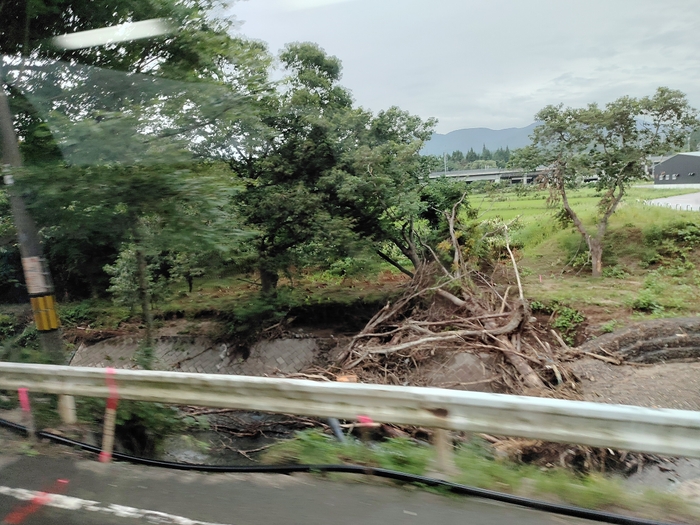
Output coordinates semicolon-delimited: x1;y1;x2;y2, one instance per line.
2;362;700;457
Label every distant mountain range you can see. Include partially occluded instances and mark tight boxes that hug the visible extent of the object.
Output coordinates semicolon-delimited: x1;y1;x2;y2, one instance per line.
421;123;537;156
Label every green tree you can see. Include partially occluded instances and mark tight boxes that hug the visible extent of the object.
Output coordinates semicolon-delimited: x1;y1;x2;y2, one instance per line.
513;87;698;277
323;106;466;276
2;0;265;288
492;146;510;168
22;160;243;365
220;42;359;295
168;251;207;294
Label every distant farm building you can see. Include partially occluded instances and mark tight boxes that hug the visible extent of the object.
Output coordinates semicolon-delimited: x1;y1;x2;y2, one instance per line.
654;152;700;185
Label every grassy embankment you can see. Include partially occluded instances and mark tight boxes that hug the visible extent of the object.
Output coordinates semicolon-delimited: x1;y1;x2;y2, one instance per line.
477;184;700;326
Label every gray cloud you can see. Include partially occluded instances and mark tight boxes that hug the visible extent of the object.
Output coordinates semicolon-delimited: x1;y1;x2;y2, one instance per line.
228;0;700;132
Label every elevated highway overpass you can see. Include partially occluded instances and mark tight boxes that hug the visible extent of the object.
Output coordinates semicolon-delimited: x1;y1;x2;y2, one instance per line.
430;168;599;184
429;168;542;184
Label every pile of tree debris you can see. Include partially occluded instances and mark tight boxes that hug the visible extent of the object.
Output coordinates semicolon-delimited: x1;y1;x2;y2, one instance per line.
335;198;578;396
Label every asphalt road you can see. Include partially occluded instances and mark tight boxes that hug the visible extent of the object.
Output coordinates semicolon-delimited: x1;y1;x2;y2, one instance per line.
0;455;593;525
647;191;700;211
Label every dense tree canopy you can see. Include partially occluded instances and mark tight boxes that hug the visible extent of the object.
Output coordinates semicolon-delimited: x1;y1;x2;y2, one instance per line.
1;0;265;301
437;146;511;172
0;2;455;319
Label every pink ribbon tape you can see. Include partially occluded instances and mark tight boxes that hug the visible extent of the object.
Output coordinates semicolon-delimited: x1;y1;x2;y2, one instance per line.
105;367;119;407
18;388;30;413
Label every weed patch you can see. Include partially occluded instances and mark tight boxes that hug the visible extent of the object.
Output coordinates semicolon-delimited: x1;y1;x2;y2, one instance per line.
551;306;585;345
76;398;185;455
600;320;620;333
262;430;700;521
629;289;664;314
263;430;431;474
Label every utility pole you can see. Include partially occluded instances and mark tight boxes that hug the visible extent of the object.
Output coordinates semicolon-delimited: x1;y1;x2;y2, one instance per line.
0;81;64;365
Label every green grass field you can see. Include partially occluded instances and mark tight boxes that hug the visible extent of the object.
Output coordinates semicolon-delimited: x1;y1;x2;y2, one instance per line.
472;184;700;323
476;184;699;224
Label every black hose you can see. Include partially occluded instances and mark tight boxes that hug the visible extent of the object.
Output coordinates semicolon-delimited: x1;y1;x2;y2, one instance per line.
0;417;677;525
0;417;29;435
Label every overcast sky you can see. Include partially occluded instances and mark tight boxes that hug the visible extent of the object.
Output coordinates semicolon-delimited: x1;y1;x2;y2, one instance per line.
224;0;700;133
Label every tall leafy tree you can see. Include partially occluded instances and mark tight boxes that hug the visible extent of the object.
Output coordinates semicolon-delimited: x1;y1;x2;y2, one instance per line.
323;106;443;275
220;42;359;295
2;0;264;296
513;87;698;276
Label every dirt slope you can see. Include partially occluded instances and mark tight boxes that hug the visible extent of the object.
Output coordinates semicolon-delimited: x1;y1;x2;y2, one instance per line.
571;358;700;411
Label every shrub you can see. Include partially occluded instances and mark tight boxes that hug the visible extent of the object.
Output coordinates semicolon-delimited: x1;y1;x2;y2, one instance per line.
600;320;619;334
552;306;585;345
530;300;552;313
77;398;183;455
630;290;664;314
58;302;94;326
0;313;18;338
602;266;629;279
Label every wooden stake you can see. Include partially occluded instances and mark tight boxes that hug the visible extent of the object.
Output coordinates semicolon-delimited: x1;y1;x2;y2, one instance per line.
58;395;77;425
17;388;35;443
99;406;117;463
100;367;119;463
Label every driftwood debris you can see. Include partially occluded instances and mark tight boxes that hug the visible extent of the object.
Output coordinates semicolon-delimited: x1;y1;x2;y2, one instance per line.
339;201;576;394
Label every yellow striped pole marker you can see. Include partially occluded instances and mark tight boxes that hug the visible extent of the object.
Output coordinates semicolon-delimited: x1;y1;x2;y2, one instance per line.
29;295;60;332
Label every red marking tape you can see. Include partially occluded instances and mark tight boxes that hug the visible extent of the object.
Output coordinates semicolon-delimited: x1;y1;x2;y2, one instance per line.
99;368;119;463
357;415;373;425
105;367;119;409
2;479;69;524
17;389;30;413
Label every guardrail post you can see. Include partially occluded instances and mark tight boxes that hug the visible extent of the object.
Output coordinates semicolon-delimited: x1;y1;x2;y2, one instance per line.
431;428;458;479
58;395;77;425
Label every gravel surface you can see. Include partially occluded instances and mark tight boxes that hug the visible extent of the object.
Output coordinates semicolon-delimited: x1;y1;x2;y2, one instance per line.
571;357;700;411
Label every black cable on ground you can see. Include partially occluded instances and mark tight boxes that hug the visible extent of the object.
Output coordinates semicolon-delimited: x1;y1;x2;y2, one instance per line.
0;417;679;525
0;417;28;435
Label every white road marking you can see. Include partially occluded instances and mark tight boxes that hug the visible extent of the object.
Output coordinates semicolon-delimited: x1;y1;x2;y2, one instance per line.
0;485;231;525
